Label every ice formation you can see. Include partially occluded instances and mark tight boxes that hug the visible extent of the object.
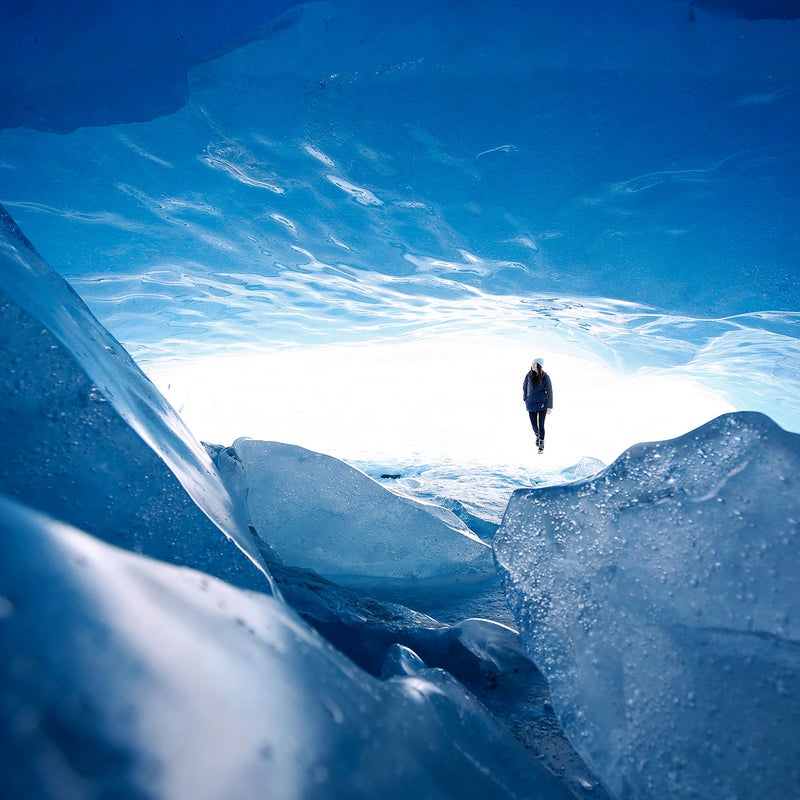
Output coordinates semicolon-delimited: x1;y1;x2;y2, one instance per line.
0;207;595;798
1;200;798;796
209;438;490;584
495;412;800;799
1;1;798;441
0;205;272;593
1;0;799;798
0;495;574;800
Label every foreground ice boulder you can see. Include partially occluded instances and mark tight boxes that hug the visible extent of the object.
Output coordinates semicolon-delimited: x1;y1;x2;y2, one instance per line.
494;412;800;799
0;204;271;592
0;493;573;800
210;438;491;583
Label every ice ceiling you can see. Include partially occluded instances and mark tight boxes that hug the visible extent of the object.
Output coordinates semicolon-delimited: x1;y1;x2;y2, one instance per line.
1;0;798;450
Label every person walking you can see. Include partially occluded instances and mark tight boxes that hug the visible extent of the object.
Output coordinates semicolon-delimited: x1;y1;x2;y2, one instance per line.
523;357;553;453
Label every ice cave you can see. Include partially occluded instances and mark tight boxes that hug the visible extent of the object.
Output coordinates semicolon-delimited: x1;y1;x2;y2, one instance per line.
0;1;798;798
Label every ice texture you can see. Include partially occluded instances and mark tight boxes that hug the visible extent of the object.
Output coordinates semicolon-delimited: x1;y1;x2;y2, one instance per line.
494;411;800;799
2;185;798;796
0;203;589;798
0;204;272;592
270;561;609;798
0;493;573;800
210;438;491;583
1;0;799;792
3;0;799;331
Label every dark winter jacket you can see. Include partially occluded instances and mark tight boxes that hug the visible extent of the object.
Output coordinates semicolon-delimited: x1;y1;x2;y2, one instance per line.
523;371;553;412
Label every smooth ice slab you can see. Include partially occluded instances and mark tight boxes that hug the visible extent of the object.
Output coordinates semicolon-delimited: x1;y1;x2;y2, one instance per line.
210;439;491;583
494;412;800;799
0;204;271;592
0;493;572;800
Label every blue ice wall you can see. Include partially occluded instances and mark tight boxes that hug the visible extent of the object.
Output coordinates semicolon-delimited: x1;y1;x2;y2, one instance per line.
0;0;297;131
0;0;798;423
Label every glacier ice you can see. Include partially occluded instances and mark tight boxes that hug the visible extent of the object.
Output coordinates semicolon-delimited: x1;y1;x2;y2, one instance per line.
0;1;298;132
0;0;798;446
0;204;273;593
209;438;491;583
1;0;799;797
2;192;798;797
270;562;607;797
2;1;799;337
494;411;800;799
0;493;574;800
0;203;604;797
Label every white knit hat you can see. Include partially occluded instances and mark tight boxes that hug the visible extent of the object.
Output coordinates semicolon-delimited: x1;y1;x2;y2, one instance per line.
532;357;544;368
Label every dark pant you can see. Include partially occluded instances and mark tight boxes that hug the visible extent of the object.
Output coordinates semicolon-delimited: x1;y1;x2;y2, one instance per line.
528;409;547;441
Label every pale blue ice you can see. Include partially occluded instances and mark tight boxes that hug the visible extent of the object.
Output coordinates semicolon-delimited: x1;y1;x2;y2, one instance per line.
1;1;799;798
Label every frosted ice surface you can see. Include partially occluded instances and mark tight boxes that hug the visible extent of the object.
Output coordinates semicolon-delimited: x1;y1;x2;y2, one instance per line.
0;204;272;592
211;438;491;583
494;411;800;799
0;493;573;800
